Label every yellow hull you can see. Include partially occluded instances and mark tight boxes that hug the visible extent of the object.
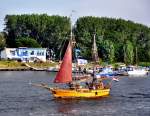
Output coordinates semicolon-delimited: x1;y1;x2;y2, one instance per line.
50;88;110;98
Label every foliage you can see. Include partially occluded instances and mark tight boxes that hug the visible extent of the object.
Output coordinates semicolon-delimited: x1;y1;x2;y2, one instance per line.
0;32;6;48
100;40;115;63
16;37;41;48
123;40;134;65
139;62;150;67
4;14;70;59
75;16;150;63
4;15;150;63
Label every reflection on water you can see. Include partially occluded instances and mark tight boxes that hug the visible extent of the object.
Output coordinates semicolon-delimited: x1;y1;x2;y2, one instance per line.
0;71;150;116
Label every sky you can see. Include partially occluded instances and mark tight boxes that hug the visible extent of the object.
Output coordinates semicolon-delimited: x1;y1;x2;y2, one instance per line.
0;0;150;31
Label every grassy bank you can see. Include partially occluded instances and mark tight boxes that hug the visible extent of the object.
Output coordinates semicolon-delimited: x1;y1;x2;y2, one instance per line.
0;61;25;68
27;61;58;68
0;60;149;69
138;62;150;67
0;60;58;69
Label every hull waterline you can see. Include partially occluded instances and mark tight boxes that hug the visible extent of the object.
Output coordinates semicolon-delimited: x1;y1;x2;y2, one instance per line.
50;88;110;98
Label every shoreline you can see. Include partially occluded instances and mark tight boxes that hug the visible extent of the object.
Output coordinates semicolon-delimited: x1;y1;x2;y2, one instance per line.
0;67;46;71
0;61;58;71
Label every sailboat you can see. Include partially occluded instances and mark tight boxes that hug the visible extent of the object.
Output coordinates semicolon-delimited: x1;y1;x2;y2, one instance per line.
32;39;110;98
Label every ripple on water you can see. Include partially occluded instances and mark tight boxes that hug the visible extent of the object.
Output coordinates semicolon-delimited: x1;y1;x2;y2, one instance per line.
0;72;150;116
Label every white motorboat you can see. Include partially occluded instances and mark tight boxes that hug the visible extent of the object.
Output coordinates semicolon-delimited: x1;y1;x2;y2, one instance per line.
127;66;148;76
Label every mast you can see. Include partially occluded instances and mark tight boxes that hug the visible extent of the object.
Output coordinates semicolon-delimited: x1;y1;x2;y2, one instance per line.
70;10;75;42
92;33;99;63
135;46;138;65
91;33;99;82
54;11;75;83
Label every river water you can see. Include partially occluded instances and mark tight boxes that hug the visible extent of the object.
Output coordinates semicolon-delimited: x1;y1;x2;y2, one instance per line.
0;71;150;116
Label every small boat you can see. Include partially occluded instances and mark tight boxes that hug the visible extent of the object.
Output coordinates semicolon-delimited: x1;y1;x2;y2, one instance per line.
116;66;128;76
46;67;59;72
95;67;117;78
127;66;148;76
32;40;111;99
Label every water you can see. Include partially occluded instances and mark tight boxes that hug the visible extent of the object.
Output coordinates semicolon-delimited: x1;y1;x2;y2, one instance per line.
0;71;150;116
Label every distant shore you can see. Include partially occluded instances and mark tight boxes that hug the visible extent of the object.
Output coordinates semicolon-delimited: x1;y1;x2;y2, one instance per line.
0;60;58;71
0;60;149;71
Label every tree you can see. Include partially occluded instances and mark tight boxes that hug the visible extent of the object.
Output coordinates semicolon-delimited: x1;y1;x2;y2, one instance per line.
4;15;150;62
100;40;115;63
16;37;41;48
123;40;134;65
4;14;70;59
0;32;6;48
75;16;150;62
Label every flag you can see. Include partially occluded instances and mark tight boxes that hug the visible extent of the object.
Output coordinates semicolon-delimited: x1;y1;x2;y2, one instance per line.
112;77;119;82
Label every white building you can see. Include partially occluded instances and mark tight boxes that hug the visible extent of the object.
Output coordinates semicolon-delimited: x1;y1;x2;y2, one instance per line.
0;47;47;62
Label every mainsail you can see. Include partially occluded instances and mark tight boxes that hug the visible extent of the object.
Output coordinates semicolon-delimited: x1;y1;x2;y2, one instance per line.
54;41;72;83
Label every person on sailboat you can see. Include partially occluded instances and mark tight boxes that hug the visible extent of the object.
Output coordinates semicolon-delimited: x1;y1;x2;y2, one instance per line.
98;80;104;89
67;82;75;89
83;68;87;74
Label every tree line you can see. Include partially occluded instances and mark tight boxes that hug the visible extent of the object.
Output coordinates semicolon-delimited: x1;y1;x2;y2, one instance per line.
0;14;150;64
75;16;150;64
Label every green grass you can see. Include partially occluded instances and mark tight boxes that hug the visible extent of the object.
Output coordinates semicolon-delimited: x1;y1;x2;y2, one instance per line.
138;62;150;67
27;61;58;68
1;60;148;69
0;60;58;68
0;60;26;68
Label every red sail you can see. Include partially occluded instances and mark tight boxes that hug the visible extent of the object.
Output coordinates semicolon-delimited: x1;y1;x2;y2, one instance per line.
54;42;72;83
